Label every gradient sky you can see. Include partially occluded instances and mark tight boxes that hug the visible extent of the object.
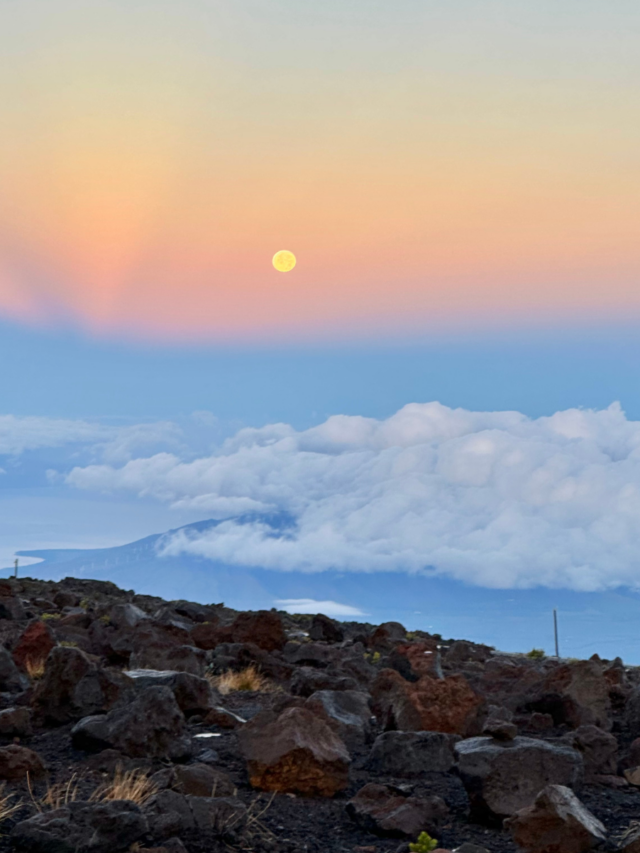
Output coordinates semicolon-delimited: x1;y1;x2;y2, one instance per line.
1;1;640;342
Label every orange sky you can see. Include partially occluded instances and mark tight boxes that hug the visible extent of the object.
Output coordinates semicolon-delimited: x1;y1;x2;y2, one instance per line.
1;1;640;341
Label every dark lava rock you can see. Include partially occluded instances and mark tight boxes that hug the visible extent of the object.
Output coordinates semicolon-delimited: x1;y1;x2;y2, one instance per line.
365;730;459;776
346;782;448;839
12;800;148;853
455;735;584;823
71;685;193;760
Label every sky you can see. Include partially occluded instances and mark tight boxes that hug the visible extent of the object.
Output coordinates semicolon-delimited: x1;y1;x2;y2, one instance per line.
2;2;640;650
1;1;640;342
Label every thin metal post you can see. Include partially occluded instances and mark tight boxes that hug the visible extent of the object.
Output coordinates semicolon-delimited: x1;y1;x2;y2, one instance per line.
553;608;559;658
13;558;18;579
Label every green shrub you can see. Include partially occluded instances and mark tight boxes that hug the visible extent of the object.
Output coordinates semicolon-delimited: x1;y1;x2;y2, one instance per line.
526;648;545;660
409;831;439;853
41;613;61;621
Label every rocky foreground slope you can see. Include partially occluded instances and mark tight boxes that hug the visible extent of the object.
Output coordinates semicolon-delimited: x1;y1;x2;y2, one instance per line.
0;577;638;852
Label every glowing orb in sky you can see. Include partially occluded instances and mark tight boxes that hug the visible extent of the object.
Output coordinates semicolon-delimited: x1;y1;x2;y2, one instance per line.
272;250;296;272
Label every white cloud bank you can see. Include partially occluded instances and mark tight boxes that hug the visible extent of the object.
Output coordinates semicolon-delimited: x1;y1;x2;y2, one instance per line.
65;401;640;591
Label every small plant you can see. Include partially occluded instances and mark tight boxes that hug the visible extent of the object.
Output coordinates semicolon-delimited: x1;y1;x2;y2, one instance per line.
58;640;78;649
209;665;274;695
24;657;47;681
41;613;61;621
90;766;157;806
371;651;381;664
99;614;111;625
409;831;439;853
526;648;545;660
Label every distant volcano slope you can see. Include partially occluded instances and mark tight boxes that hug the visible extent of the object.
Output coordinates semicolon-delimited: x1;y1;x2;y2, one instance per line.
8;518;640;663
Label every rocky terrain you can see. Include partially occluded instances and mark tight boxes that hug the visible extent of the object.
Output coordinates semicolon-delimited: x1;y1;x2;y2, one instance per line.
0;577;638;852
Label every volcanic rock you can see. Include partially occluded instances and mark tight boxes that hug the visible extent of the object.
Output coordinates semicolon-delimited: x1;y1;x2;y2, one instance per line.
346;783;448;839
238;705;350;796
455;735;583;822
34;645;132;724
505;784;606;853
124;669;217;715
0;706;32;737
365;730;459;776
143;791;246;840
12;620;55;670
305;689;372;746
71;685;193;760
12;800;148;853
372;668;482;735
0;744;46;780
309;613;345;643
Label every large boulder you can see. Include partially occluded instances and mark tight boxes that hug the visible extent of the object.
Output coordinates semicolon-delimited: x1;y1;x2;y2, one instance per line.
0;647;28;692
12;801;148;853
365;730;459;776
109;603;149;630
124;669;217;716
129;642;206;676
372;669;482;735
369;622;407;651
12;620;56;669
309;614;345;643
290;667;358;697
505;784;606;853
152;764;236;798
346;783;448;839
305;690;372;746
560;725;618;781
0;707;32;737
143;791;246;841
387;641;441;681
229;611;286;652
455;736;584;823
539;660;612;730
190;622;220;650
238;706;350;796
34;646;132;724
0;744;46;780
284;642;338;669
71;685;193;761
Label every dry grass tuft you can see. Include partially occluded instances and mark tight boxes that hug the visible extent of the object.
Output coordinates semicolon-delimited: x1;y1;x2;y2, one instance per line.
208;665;274;695
90;766;158;806
0;783;21;824
27;773;80;813
24;657;47;682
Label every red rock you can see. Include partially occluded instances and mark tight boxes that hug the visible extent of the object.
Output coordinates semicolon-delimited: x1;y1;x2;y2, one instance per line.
230;611;286;652
542;660;611;730
0;744;46;780
12;620;55;670
372;669;482;736
346;782;448;838
505;784;606;853
393;640;441;678
238;706;350;796
190;621;221;650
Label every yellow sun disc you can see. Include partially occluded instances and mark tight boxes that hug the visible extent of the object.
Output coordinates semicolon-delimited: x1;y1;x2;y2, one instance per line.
272;250;296;272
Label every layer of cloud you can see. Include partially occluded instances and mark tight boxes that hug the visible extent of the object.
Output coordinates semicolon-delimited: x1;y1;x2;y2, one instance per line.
66;401;640;591
0;415;182;462
276;599;366;617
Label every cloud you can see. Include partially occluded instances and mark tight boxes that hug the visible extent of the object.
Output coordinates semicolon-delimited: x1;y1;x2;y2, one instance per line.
276;599;366;617
0;415;109;456
0;415;182;463
65;400;640;592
